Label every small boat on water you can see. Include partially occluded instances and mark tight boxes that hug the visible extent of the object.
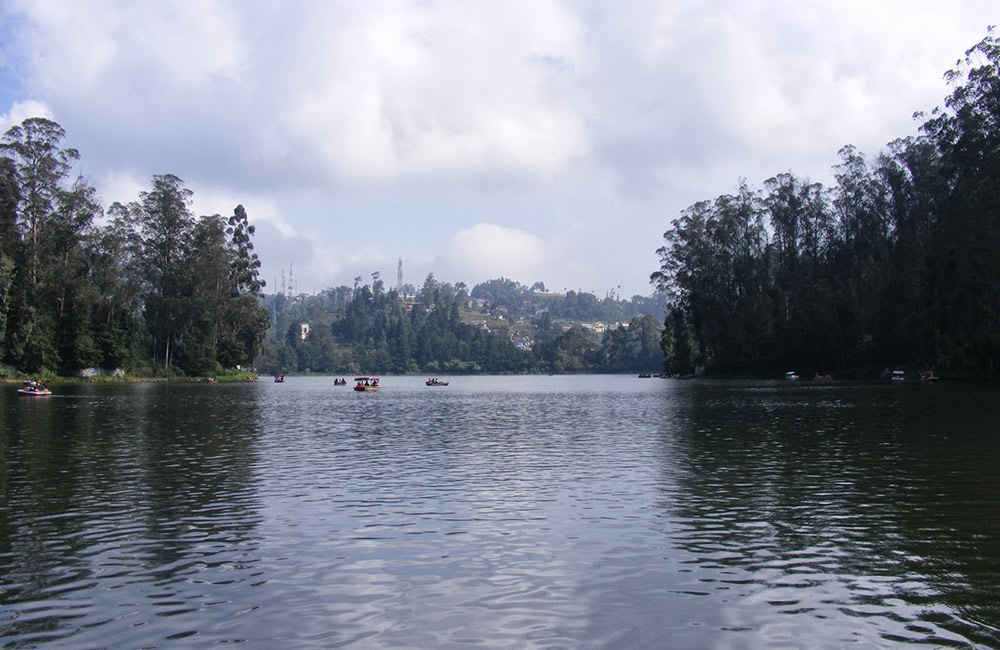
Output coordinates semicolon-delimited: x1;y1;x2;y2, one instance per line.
891;370;906;382
17;381;51;396
334;378;347;386
784;371;799;381
17;387;52;396
274;374;285;383
920;370;937;383
425;378;449;386
354;377;380;392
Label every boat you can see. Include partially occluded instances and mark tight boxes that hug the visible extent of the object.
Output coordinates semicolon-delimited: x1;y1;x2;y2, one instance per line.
17;381;52;396
354;377;380;392
638;374;652;378
425;378;449;386
334;378;347;386
274;374;285;383
920;370;937;383
891;370;906;383
784;371;799;380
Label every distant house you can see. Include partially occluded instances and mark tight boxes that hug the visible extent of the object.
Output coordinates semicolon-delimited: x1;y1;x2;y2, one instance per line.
299;323;310;340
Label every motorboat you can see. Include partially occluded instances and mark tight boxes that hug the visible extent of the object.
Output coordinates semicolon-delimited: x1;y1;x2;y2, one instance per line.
784;371;799;380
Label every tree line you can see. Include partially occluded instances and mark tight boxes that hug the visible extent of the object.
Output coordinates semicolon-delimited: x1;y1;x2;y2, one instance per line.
258;274;664;375
0;118;268;377
653;29;1000;377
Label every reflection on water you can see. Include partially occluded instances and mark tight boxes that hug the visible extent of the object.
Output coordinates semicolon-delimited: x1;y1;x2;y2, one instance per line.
1;377;999;648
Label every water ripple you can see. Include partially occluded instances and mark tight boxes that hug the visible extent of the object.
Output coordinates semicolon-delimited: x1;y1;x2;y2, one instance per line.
2;377;1000;647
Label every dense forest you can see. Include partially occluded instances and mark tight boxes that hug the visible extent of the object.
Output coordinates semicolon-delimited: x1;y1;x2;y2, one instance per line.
0;118;269;377
653;29;1000;378
257;275;665;375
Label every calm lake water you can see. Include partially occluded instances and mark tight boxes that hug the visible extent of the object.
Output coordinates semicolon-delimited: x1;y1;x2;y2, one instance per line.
2;375;999;649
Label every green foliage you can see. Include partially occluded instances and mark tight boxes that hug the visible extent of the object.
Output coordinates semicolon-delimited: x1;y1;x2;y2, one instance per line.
653;28;1000;376
260;278;666;375
0;118;270;377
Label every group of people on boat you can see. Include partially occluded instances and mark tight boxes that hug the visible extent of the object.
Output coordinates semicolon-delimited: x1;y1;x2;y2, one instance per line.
333;378;348;385
425;378;447;386
353;377;380;391
17;379;51;396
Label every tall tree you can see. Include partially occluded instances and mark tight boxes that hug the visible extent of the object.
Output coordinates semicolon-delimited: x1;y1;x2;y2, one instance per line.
0;117;99;371
137;174;195;372
221;205;269;368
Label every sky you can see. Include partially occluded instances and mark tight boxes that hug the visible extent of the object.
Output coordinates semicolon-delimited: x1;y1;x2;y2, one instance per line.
0;1;995;298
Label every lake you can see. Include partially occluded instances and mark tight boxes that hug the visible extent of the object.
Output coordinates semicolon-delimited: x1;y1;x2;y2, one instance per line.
2;375;999;648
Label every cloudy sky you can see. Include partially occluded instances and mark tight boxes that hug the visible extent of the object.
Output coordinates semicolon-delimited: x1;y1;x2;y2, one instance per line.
0;1;995;297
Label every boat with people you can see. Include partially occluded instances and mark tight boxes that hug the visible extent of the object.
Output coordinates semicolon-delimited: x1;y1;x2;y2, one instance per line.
920;370;937;383
425;378;449;386
17;380;51;396
784;371;799;380
333;378;348;386
354;377;380;392
274;374;285;383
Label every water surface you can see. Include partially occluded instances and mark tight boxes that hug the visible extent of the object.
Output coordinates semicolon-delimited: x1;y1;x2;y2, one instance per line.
2;376;999;648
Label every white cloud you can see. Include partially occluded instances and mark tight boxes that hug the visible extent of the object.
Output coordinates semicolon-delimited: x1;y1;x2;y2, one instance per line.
1;0;996;296
443;223;546;286
0;99;51;132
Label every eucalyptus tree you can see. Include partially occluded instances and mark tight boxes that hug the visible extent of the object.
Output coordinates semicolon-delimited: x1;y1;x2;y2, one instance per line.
764;173;839;368
652;199;714;366
137;174;196;372
919;28;1000;370
221;204;269;368
89;203;147;369
0;156;17;360
0;117;100;371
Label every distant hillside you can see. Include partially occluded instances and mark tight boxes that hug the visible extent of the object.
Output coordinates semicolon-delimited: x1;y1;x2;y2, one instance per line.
257;276;666;374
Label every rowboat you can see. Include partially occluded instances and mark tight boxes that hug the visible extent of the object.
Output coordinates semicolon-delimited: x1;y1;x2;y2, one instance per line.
425;379;449;386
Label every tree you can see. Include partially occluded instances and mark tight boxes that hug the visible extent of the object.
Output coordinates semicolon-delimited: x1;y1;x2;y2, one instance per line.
137;174;195;372
222;205;269;367
0;117;100;372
